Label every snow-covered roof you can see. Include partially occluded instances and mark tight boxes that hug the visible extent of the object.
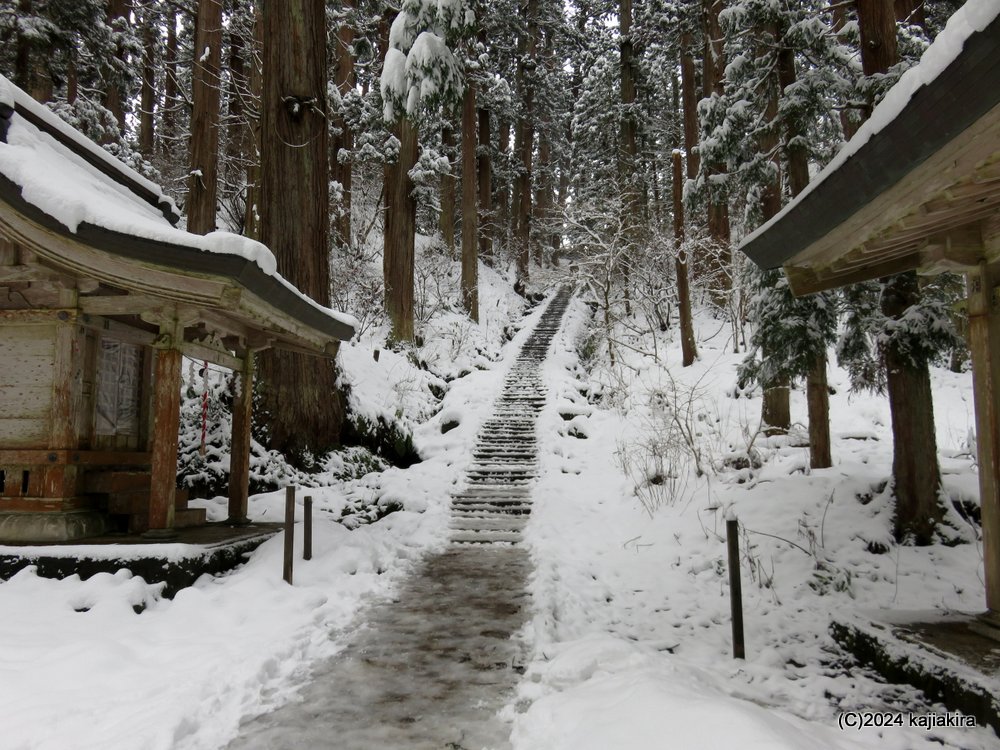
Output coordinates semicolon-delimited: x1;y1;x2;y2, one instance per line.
739;0;1000;287
0;75;356;344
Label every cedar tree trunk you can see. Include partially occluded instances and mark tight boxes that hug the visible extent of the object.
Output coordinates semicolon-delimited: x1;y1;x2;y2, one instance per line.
384;117;419;344
673;150;697;367
461;81;479;320
187;0;223;236
859;0;943;541
258;0;344;458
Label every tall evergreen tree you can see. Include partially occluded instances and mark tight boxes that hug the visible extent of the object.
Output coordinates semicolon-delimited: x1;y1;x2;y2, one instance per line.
256;0;344;459
380;0;471;342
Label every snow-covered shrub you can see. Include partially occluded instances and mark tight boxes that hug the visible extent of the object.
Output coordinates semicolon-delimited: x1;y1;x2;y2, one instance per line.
176;360;390;497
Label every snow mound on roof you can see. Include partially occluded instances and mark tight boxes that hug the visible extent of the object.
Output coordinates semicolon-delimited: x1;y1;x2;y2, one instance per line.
0;110;281;276
0;77;13;109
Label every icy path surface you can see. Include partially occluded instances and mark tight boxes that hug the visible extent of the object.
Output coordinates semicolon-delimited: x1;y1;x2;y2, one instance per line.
228;289;573;750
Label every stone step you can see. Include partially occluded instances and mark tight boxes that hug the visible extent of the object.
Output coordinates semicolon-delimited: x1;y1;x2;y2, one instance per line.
452;508;530;518
450;517;527;532
466;477;532;486
450;530;522;545
452;496;531;506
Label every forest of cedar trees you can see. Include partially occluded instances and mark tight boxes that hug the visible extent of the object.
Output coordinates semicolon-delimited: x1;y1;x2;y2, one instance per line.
1;0;972;542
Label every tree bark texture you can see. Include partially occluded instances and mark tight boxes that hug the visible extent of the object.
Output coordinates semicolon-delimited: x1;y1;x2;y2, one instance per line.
496;118;511;254
702;0;731;303
332;0;356;252
672;151;697;367
806;353;832;468
384;117;419;343
440;125;457;256
139;6;156;155
680;32;700;180
461;83;479;321
535;130;552;266
102;0;129;138
162;7;179;153
881;271;943;543
780;38;831;468
187;0;223;236
477;98;493;266
619;0;639;316
225;16;251;192
759;22;790;435
243;8;264;240
514;0;538;292
858;0;899;117
258;0;344;457
857;0;942;541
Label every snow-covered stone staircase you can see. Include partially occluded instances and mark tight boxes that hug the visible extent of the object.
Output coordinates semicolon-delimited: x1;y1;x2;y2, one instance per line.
450;287;572;545
228;288;573;750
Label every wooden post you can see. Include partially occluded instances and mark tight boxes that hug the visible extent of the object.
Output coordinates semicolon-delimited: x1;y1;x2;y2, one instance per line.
726;516;746;659
303;494;312;561
967;262;1000;624
227;351;255;525
145;346;182;539
282;485;295;584
50;310;82;449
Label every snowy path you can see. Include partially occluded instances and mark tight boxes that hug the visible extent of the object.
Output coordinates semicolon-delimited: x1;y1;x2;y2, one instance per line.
226;288;573;750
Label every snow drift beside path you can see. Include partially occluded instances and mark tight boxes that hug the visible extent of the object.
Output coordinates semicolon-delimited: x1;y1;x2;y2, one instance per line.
511;297;997;750
0;279;541;750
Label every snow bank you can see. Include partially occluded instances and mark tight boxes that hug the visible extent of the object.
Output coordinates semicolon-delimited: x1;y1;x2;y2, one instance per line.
511;296;996;750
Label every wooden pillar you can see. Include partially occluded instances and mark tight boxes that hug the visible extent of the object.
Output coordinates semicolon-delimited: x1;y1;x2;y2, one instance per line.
227;351;255;525
967;261;1000;622
145;345;182;539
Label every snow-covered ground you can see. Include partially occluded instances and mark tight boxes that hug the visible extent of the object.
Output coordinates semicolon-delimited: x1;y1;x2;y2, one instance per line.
509;295;998;750
1;278;997;749
0;268;537;750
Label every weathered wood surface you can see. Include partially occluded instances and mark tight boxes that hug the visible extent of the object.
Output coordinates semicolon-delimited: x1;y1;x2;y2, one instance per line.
784;104;1000;294
0;344;66;463
968;262;1000;614
147;346;182;533
227;353;254;524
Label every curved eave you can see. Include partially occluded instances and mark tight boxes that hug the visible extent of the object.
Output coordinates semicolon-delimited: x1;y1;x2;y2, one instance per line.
0;174;355;347
739;12;1000;279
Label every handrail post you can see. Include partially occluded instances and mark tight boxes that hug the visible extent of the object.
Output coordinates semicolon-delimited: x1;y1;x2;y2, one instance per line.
726;516;746;659
303;495;313;561
283;486;295;584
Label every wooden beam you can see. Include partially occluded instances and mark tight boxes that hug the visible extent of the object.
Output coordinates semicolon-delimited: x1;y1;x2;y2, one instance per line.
227;351;254;525
0;202;232;307
785;252;922;296
984;214;1000;262
789;101;1000;270
918;225;986;273
196;309;253;343
79;293;162;317
0;449;150;465
181;340;243;372
0;264;66;283
967;260;1000;616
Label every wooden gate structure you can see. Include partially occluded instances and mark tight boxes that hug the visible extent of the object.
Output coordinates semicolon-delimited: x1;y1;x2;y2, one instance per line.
0;76;354;542
740;8;1000;631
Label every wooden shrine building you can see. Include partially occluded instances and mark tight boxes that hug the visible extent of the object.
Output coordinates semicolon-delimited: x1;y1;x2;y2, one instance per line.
740;7;1000;630
0;76;354;543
